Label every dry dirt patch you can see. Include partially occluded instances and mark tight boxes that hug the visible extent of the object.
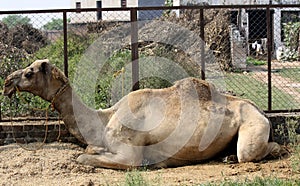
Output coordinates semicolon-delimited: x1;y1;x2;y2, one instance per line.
0;142;299;185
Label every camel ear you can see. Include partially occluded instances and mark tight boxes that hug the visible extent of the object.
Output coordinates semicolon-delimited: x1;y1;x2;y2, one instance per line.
39;61;50;74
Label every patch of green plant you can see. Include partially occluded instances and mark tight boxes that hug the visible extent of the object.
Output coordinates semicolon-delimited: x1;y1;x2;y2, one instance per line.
282;22;300;61
33;32;96;81
94;49;132;109
246;57;266;66
0;77;3;88
202;176;300;186
291;144;300;173
276;68;300;83
212;73;299;110
280;117;300;173
1;91;57;118
271;87;300;111
123;170;149;186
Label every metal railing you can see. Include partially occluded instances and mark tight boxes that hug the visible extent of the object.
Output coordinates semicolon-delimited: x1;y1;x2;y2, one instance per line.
1;4;300;120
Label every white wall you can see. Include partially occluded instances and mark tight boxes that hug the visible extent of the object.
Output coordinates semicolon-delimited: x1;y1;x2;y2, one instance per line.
179;0;272;5
70;0;169;22
70;0;97;23
102;0;138;21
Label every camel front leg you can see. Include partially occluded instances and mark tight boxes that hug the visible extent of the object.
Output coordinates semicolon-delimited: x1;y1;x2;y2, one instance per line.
77;148;143;170
85;145;107;154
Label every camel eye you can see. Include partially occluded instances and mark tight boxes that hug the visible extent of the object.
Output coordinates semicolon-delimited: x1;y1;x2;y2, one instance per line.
25;71;34;78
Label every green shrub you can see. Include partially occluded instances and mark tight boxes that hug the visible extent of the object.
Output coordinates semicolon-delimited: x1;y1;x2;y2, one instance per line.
203;176;300;186
124;170;149;186
246;57;266;66
282;22;300;61
33;32;96;81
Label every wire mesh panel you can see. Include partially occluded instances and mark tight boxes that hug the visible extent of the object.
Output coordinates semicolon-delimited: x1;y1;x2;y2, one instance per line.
1;4;300;121
272;7;300;110
203;6;300;111
223;7;271;110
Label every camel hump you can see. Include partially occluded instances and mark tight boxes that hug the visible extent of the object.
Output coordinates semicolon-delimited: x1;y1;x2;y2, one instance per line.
173;77;218;101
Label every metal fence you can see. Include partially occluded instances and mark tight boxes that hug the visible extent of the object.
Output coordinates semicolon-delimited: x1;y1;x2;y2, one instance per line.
1;4;300;120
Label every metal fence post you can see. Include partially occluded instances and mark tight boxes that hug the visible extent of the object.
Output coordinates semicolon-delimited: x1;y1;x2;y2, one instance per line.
266;6;272;112
63;11;69;78
199;8;205;80
131;8;139;91
0;101;2;121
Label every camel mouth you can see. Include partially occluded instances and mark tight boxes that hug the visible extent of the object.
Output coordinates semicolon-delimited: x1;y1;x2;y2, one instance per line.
3;69;23;98
3;89;16;98
3;82;17;98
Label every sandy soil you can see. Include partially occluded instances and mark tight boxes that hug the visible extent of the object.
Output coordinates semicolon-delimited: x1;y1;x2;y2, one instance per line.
0;142;299;186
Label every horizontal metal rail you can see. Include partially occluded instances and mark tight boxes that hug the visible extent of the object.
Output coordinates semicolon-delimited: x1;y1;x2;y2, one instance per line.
0;117;60;123
1;4;300;14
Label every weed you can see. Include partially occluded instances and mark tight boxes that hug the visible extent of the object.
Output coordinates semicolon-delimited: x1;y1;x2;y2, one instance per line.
275;117;300;173
202;176;300;186
285;117;300;173
246;57;267;66
123;170;149;186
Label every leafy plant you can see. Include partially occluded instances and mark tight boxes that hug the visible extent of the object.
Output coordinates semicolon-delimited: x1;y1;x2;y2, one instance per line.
42;18;64;30
277;67;300;83
285;118;300;173
275;117;300;173
1;15;31;28
282;22;300;61
0;22;48;78
124;170;149;186
203;176;300;186
33;32;95;81
246;57;266;66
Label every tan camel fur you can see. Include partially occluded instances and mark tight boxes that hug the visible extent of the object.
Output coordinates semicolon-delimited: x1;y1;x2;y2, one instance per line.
3;59;282;169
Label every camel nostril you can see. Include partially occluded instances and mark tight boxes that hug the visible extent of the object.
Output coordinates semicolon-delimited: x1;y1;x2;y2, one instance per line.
4;79;13;87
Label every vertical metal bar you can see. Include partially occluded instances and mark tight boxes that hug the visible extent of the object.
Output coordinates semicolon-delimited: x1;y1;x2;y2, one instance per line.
131;8;139;91
63;11;68;77
199;8;205;80
266;6;272;111
0;102;2;121
97;1;102;20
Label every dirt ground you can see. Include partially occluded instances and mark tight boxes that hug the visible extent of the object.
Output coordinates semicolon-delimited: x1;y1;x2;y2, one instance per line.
0;142;299;186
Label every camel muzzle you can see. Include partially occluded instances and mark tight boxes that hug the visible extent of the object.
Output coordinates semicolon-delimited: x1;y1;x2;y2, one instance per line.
3;69;23;98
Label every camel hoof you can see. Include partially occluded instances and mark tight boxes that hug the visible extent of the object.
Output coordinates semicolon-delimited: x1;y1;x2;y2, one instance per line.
278;147;291;159
85;145;107;154
77;154;91;165
222;155;238;164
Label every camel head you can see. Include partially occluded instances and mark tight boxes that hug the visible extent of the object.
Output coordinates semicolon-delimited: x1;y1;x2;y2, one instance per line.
3;59;68;101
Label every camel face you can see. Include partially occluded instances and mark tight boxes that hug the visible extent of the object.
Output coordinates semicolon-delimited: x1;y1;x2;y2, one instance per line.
3;59;52;98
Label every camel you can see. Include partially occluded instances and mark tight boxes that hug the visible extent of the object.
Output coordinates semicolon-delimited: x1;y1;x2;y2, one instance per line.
3;59;282;169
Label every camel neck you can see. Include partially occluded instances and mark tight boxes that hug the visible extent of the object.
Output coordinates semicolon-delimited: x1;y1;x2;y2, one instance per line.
51;84;109;146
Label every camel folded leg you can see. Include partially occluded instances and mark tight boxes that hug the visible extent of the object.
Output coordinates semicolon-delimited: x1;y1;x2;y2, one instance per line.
77;147;143;170
237;123;281;163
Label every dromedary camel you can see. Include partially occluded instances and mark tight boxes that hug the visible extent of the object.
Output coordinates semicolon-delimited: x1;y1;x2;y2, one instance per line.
3;59;282;169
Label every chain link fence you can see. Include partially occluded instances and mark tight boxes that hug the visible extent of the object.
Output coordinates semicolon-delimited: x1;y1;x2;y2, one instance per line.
1;4;300;120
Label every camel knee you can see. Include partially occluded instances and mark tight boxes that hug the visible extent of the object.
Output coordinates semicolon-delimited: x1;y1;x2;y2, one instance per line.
237;142;282;163
237;144;267;163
